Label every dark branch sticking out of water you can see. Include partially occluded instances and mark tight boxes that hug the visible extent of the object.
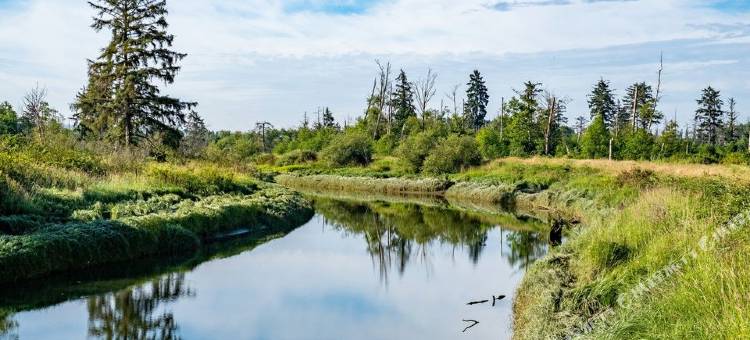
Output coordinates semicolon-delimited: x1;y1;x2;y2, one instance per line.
492;294;506;306
462;319;480;332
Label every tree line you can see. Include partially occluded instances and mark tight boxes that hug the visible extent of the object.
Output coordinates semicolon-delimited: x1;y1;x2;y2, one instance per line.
1;0;747;171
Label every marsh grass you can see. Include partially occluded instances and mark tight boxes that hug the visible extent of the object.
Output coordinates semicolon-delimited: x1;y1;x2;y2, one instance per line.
0;144;314;283
273;156;750;339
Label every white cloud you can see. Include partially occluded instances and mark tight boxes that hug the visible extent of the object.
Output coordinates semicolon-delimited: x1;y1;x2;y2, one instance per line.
0;0;748;129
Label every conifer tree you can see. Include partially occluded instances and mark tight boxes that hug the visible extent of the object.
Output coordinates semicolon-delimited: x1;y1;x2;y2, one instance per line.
694;86;724;145
505;82;543;155
465;70;489;131
73;0;197;146
390;70;416;136
322;107;337;129
587;79;617;128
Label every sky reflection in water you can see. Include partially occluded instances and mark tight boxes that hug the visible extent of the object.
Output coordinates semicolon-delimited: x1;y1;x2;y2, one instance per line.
7;198;549;340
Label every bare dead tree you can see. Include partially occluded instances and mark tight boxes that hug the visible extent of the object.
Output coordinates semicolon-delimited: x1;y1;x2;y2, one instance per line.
445;84;460;117
374;60;392;136
22;84;59;139
414;67;438;124
255;121;273;153
542;92;568;156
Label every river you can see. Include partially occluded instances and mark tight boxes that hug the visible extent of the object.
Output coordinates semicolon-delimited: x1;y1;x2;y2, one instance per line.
0;195;551;340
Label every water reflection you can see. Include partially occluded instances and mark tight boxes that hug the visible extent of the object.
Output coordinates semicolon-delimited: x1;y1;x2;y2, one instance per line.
313;197;547;284
87;273;194;340
2;196;552;340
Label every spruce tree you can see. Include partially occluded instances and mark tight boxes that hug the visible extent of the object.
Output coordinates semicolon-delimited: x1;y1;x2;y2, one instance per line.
390;70;416;136
322;107;337;129
587;79;617;128
695;86;724;145
73;0;197;146
505;82;543;155
465;70;489;131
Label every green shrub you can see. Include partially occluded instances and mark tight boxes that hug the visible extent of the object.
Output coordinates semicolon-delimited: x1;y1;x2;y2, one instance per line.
721;151;749;165
422;135;482;175
276;150;317;166
320;132;373;166
476;126;507;160
395;131;440;172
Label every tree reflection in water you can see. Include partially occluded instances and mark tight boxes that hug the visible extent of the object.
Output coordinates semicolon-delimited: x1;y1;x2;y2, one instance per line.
87;273;194;340
505;231;547;271
0;312;18;339
313;197;544;284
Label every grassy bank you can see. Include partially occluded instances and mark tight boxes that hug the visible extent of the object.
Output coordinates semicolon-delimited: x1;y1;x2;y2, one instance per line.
273;157;750;339
0;139;314;284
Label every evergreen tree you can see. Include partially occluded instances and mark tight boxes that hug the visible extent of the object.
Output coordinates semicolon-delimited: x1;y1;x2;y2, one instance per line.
390;70;416;136
322;107;337;129
622;82;654;131
658;119;682;158
505;82;543;155
580;115;610;158
179;111;209;158
73;0;197;146
465;70;489;131
0;102;19;135
694;86;724;145
587;79;617;128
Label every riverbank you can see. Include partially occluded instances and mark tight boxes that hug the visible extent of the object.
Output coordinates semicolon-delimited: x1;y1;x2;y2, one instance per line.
274;158;750;339
0;154;314;283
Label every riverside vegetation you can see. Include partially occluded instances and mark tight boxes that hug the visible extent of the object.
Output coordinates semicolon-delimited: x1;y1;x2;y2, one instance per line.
273;158;750;339
2;0;749;338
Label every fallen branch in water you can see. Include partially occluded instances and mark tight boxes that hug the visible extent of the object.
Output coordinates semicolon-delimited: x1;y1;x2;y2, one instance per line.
466;300;488;305
462;319;480;332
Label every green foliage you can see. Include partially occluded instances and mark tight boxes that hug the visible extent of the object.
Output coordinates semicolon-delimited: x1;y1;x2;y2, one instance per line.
395;130;442;172
476;125;507;160
621;128;654;160
580;115;610;158
0;102;19;135
423;135;482;175
73;0;196;146
276;150;317;166
465;70;489;130
321;132;373;166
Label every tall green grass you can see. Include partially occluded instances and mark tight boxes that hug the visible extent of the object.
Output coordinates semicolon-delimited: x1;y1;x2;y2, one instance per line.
0;140;314;283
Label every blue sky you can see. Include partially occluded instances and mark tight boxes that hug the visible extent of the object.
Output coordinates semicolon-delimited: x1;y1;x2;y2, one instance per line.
1;0;749;130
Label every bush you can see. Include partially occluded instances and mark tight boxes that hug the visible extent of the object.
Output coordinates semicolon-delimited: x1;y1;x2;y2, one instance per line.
422;135;482;175
276;150;317;166
320;132;373;166
721;151;749;165
395;131;440;172
476;126;507;160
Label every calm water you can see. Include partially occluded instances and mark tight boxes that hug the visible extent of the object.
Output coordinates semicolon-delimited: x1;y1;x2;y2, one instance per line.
0;196;550;340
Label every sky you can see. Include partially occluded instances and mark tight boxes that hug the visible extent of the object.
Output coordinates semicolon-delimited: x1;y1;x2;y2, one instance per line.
0;0;749;131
